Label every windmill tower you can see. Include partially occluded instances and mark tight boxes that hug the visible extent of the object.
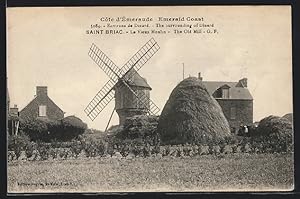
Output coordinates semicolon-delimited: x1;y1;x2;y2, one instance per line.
85;38;160;127
114;69;152;125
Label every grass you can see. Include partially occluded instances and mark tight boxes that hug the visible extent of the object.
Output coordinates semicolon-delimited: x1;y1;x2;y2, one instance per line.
7;153;294;192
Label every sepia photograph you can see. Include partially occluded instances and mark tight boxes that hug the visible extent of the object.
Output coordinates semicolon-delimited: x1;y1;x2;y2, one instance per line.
6;6;293;192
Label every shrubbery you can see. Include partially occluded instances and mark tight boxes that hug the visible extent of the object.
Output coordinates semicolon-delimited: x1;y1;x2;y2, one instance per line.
8;133;31;160
8;114;294;162
24;141;36;159
60;116;87;141
7;135;293;162
19;116;87;142
69;140;83;158
36;142;50;160
19;118;49;141
80;136;106;158
117;115;159;142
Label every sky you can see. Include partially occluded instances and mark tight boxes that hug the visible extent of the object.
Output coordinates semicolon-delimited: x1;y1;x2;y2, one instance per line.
7;6;292;131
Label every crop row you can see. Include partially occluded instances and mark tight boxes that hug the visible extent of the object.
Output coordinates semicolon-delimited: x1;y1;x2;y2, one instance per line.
8;136;293;162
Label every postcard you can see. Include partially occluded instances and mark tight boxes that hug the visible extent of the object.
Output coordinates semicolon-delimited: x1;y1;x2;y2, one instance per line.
7;6;293;193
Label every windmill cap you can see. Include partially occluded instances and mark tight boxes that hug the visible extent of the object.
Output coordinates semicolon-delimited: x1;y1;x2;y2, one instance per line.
124;69;152;89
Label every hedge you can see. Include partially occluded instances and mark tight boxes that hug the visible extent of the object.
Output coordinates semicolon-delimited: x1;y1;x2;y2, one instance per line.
115;115;160;145
19;116;87;142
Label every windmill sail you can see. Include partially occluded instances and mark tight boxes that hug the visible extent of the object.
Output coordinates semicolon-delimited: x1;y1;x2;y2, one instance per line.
117;38;160;115
88;43;122;83
85;38;160;121
120;38;160;82
84;79;116;121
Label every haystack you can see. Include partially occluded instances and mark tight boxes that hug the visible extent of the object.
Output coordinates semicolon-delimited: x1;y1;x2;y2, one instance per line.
282;113;293;124
255;115;293;152
157;77;231;145
256;115;293;137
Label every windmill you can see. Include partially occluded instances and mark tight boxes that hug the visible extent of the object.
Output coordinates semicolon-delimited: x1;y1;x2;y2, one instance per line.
84;38;160;130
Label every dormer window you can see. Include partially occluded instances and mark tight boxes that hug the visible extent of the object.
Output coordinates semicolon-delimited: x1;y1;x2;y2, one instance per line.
222;88;229;98
212;84;231;98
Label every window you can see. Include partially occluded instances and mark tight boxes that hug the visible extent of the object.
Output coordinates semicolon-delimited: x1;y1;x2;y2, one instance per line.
39;105;47;117
230;107;236;120
222;88;229;98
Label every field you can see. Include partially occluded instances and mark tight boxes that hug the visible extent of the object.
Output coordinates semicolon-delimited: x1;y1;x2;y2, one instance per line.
8;153;294;192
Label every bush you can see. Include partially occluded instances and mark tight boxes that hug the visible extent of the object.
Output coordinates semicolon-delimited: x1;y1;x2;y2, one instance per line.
19;118;49;141
46;120;62;141
49;148;58;159
58;148;69;159
19;116;87;142
119;145;128;157
62;116;87;129
19;117;60;142
164;145;171;156
132;144;143;157
60;116;87;141
117;115;159;142
151;145;161;155
96;141;106;157
69;139;83;158
143;144;151;157
8;133;30;160
50;138;61;148
36;142;50;160
24;141;36;159
107;143;115;157
81;136;106;158
8;151;15;161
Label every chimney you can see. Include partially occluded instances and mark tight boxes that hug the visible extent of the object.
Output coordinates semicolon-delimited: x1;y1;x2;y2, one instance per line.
36;86;48;96
238;78;248;87
10;104;19;116
198;72;203;81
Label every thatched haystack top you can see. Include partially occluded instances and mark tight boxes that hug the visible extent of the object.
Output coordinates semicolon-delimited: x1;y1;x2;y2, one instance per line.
157;77;231;145
175;77;208;90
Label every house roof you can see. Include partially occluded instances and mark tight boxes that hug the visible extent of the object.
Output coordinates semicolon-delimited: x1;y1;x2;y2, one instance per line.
202;81;253;100
20;94;64;114
123;68;151;89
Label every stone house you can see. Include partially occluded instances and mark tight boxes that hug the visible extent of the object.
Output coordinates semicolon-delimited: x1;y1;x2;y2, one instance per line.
199;73;253;133
19;86;64;121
